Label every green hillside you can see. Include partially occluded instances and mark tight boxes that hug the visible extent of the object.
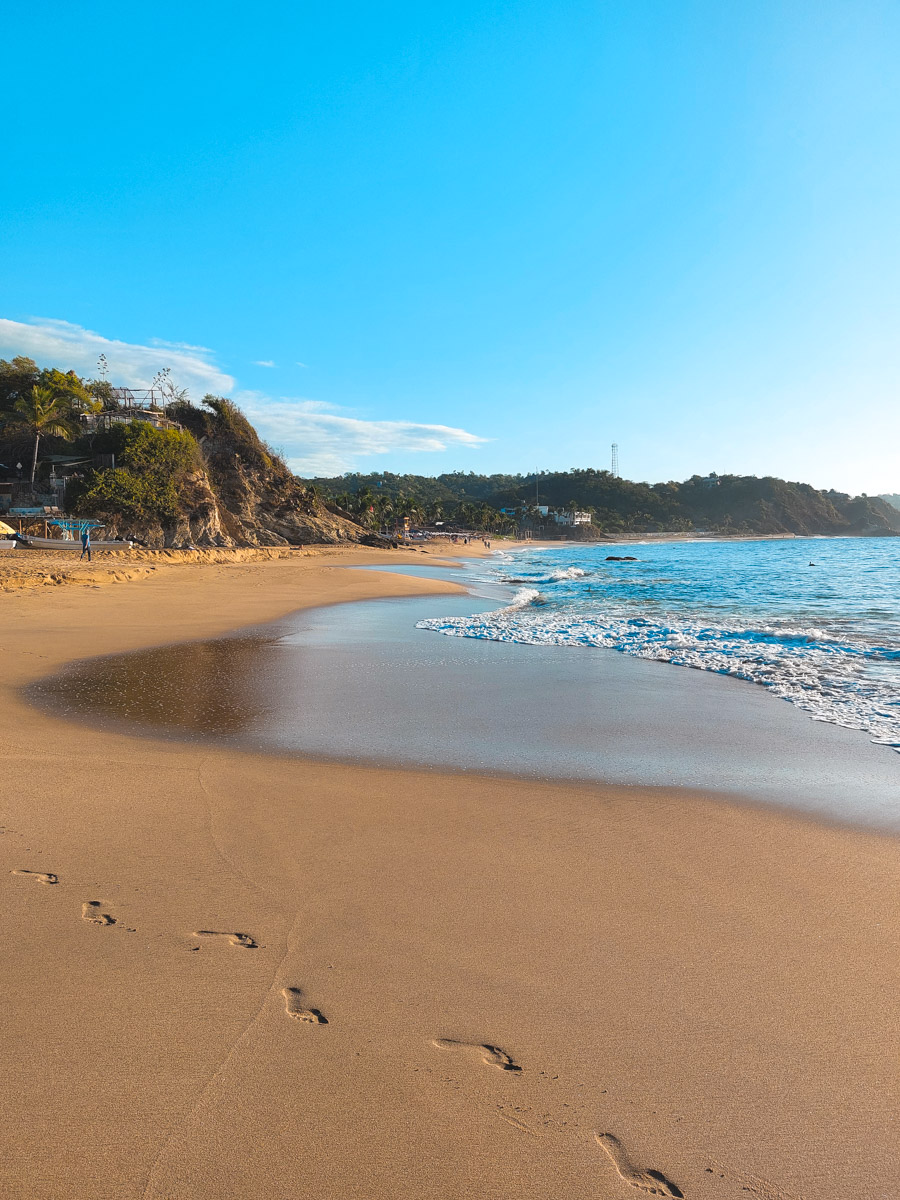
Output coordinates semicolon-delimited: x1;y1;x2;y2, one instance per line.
3;351;896;540
308;469;900;536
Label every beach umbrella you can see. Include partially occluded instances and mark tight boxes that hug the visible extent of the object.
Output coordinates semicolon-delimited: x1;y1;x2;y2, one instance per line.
0;519;16;536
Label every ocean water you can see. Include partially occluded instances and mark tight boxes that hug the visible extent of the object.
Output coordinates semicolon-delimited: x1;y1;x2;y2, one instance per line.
30;538;900;826
417;538;900;752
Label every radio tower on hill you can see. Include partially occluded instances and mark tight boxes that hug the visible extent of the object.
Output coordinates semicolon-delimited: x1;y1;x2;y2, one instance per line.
611;443;619;478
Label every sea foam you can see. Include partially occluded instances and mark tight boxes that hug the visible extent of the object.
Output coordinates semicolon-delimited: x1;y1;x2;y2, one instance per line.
418;540;900;752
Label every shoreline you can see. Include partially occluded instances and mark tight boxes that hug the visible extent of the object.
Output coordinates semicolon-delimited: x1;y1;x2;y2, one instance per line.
28;576;900;837
2;549;899;1198
0;528;887;593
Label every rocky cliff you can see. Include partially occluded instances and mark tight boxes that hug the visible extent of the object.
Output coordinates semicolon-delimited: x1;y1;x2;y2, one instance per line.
71;398;390;549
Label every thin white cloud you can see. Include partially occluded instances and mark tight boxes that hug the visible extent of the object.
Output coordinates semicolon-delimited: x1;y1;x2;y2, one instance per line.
0;316;488;475
253;360;277;368
0;317;234;395
296;361;309;368
148;337;216;353
239;396;489;476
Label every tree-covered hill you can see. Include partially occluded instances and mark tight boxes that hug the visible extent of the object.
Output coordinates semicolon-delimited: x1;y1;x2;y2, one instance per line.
308;469;900;536
0;357;384;548
4;354;896;540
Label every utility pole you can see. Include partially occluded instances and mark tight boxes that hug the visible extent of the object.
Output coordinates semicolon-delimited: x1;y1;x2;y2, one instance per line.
611;443;619;479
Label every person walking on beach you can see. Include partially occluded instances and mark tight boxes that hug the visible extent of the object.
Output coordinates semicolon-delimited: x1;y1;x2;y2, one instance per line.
80;528;91;561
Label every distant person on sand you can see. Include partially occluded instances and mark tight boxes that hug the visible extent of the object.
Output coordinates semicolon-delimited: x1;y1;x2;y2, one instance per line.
80;528;91;561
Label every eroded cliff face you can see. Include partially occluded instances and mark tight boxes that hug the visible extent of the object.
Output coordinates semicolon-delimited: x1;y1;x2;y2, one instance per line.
198;439;354;546
93;401;391;549
100;472;387;549
88;465;224;549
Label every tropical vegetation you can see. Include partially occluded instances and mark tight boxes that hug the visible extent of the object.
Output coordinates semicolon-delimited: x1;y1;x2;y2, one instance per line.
0;356;103;484
330;486;520;534
1;354;898;539
310;469;900;537
0;387;80;484
67;423;202;524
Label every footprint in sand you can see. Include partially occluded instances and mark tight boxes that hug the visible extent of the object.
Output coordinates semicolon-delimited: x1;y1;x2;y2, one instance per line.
281;986;328;1024
11;869;58;885
81;901;116;926
193;930;258;949
596;1133;683;1198
432;1038;522;1073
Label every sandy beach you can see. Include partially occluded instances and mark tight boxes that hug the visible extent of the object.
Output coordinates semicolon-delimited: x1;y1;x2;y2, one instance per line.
2;548;898;1200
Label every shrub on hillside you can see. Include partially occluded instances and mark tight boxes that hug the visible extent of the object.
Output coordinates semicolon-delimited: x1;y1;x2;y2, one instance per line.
71;466;181;522
69;423;201;523
166;395;279;474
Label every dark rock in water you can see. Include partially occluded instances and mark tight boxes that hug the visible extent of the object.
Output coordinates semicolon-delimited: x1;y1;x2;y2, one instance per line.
606;555;638;561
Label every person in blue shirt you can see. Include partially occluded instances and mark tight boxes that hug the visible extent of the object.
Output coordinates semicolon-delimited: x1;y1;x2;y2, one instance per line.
80;528;91;561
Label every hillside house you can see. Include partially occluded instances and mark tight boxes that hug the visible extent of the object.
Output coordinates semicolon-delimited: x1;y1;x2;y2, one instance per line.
553;510;592;526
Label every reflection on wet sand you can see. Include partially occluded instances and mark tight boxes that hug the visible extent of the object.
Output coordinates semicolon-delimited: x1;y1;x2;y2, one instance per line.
28;636;275;738
23;593;900;828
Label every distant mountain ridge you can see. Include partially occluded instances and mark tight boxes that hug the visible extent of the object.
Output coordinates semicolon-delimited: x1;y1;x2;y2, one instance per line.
2;351;896;542
308;469;900;537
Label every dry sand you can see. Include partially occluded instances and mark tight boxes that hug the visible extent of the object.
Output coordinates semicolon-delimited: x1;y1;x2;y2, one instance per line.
1;548;898;1199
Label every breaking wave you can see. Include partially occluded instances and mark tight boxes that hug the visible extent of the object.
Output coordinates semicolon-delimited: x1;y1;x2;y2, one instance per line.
420;539;900;752
503;587;547;610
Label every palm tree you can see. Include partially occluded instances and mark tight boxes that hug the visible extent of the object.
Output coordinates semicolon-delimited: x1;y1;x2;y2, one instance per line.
1;386;78;486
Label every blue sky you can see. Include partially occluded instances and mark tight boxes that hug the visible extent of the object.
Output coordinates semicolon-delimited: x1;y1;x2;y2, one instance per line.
2;0;898;491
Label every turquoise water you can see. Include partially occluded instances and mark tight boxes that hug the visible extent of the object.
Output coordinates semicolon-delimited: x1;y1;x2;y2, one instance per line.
418;538;900;751
29;540;900;825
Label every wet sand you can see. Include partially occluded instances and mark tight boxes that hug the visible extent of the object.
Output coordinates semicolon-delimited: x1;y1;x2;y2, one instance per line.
32;578;900;830
1;548;899;1199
